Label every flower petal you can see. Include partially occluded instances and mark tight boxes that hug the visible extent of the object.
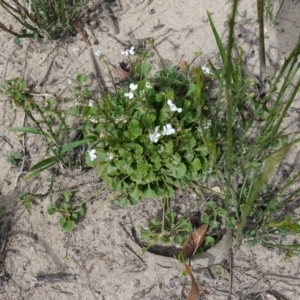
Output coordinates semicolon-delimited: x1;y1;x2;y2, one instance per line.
124;91;134;99
162;123;175;135
87;149;97;161
167;99;173;106
94;50;101;56
129;83;138;91
201;66;211;74
128;46;135;55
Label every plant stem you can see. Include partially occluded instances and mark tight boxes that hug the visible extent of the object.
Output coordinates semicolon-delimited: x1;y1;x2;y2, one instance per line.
224;0;238;211
257;0;266;82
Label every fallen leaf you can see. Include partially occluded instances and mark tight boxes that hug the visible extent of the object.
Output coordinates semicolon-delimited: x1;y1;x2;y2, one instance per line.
191;229;233;268
179;60;188;69
211;186;221;193
182;224;208;261
184;262;200;300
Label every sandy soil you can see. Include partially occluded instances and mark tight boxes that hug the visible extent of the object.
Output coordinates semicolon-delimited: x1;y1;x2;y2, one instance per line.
1;0;300;299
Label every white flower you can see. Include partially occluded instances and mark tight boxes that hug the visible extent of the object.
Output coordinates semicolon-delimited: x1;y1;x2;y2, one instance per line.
87;149;97;161
121;46;135;56
162;124;175;136
129;83;138;91
203;120;212;129
201;66;211;75
149;126;161;143
124;91;134;99
88;100;94;107
94;50;102;57
167;99;182;113
124;83;138;99
145;82;152;89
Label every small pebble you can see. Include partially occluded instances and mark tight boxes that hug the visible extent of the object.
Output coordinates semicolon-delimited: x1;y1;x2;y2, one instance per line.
113;285;119;292
72;46;80;53
169;278;175;288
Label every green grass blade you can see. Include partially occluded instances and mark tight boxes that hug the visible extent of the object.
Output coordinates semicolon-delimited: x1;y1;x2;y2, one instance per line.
235;145;290;248
60;139;90;155
207;11;226;65
30;157;58;171
8;127;50;137
25;160;57;181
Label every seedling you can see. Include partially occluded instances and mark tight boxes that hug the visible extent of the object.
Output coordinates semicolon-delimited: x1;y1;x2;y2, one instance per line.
47;191;85;232
7;151;23;166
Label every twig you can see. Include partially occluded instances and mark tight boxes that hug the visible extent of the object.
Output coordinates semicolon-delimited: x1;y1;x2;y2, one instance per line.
100;2;119;34
257;0;266;82
72;21;92;46
35;58;54;88
0;45;19;86
89;48;105;96
228;248;233;300
21;41;31;79
14;113;27;186
0;135;13;148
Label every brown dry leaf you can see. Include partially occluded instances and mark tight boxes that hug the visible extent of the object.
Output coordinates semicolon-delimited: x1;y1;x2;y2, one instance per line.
182;224;209;261
179;60;188;69
184;262;200;300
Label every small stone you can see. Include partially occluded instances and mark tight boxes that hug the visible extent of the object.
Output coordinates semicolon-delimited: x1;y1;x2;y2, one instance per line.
113;285;119;292
169;278;176;288
72;46;80;53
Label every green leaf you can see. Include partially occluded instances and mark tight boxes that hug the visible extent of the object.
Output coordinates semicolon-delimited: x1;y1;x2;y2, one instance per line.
60;191;72;202
30;157;58;171
189;158;201;172
144;170;157;183
73;206;85;217
128;119;142;138
165;141;174;155
59;218;75;232
206;201;216;210
117;196;128;207
137;161;151;174
107;164;119;176
115;159;133;175
129;185;142;199
142;185;156;199
13;37;21;45
135;62;152;77
204;236;215;247
129;196;139;205
161;235;170;243
201;213;210;224
76;74;88;84
25;160;57;181
142;113;156;128
60;202;70;210
175;163;187;178
210;220;220;229
207;10;226;65
71;213;78;220
8;127;50;137
167;212;177;224
60;139;90;155
130;172;146;184
110;176;124;191
47;203;58;215
97;161;110;177
216;207;227;219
